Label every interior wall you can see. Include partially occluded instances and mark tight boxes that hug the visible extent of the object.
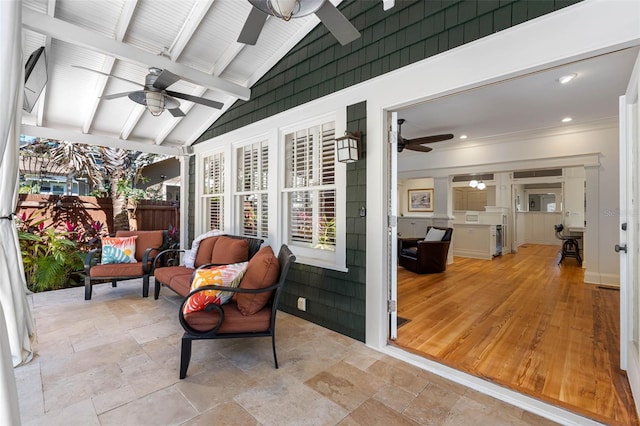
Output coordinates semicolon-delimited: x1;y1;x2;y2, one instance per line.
399;125;619;284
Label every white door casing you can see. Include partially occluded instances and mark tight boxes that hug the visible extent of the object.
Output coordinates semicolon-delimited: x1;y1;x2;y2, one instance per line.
389;111;398;341
619;50;640;416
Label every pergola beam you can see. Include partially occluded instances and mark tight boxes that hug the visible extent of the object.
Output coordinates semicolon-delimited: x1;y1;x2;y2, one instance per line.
21;124;180;156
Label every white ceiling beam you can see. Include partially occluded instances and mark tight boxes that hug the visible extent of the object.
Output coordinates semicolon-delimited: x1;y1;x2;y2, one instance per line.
82;0;138;134
120;106;146;140
22;7;251;100
35;0;56;127
169;0;215;62
22;124;180;155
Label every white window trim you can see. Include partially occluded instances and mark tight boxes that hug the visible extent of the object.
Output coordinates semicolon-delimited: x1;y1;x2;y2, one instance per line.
232;135;271;244
195;147;229;237
278;111;348;271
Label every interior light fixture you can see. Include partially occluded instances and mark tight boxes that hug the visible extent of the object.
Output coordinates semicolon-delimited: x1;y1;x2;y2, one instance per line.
469;179;478;188
477;181;486;190
562;117;573;123
558;73;577;84
267;0;300;20
459;135;468;140
335;131;361;163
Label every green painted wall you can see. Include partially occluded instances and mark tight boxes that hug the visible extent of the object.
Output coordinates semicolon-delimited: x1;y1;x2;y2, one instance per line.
279;101;367;341
193;0;581;341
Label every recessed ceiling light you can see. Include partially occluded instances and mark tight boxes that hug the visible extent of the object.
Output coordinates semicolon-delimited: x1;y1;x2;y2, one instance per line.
558;73;577;84
562;117;573;123
459;135;467;139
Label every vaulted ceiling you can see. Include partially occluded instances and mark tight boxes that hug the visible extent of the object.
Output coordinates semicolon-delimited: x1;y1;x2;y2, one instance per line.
20;0;348;155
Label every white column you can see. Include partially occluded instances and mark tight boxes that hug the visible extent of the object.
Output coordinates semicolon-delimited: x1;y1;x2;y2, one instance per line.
179;154;190;249
584;164;599;282
432;176;454;264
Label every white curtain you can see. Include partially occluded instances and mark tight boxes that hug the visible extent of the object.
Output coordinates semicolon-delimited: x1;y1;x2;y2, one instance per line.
1;1;35;423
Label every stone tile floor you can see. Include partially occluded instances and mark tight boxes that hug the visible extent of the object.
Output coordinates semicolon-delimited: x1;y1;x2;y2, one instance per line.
14;279;557;425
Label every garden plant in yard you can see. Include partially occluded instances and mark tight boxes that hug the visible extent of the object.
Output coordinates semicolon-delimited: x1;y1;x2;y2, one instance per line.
17;210;85;292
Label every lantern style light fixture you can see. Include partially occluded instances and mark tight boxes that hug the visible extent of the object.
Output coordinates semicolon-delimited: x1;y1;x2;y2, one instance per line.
335;131;361;163
469;179;478;188
477;181;486;190
144;91;165;116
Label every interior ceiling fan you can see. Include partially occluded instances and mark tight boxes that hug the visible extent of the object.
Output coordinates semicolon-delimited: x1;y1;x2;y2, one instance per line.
397;118;454;153
237;0;361;46
74;66;224;117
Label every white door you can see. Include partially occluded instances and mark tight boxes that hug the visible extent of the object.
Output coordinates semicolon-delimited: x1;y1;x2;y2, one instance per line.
620;51;640;415
389;111;398;340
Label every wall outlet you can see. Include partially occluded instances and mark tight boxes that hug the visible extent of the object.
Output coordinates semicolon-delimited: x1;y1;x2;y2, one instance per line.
297;297;306;311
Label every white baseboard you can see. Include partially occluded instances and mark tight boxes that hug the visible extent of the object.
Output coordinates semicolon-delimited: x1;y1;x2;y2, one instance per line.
584;271;620;287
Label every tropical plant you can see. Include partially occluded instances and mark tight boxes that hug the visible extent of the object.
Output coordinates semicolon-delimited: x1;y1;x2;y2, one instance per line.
17;210;84;292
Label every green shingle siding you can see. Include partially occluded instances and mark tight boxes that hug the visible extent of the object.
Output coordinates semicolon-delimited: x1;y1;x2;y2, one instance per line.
192;0;581;340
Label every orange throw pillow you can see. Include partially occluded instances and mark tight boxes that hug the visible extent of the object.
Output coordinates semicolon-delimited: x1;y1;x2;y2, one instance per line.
236;246;280;315
211;236;249;265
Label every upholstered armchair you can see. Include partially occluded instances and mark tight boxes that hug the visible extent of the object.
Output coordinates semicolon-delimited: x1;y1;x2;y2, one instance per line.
398;226;453;274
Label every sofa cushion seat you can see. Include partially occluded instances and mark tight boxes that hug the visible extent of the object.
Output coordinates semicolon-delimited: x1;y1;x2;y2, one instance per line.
154;266;194;290
89;262;144;278
183;301;271;333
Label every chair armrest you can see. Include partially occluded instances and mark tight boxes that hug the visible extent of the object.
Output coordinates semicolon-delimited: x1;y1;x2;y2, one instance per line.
398;237;423;250
416;240;450;262
142;246;165;274
84;249;101;275
153;248;186;269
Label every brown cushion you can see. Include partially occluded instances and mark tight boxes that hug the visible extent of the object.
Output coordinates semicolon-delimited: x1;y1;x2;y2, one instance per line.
194;237;219;267
90;263;144;278
116;230;164;261
168;273;193;298
236;245;280;315
183;301;271;333
211;236;249;265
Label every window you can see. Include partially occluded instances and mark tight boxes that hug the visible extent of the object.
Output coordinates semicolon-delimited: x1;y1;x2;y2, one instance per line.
202;152;224;231
282;121;337;263
236;141;269;239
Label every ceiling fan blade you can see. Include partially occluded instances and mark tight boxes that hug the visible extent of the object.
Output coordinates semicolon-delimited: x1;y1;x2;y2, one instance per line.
153;69;180;90
73;65;143;87
406;134;454;145
237;6;269;45
166;90;224;109
405;144;432;153
100;91;133;100
314;1;360;46
168;108;186;118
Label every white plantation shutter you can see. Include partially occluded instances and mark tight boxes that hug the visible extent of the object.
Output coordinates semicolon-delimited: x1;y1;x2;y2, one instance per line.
284;121;336;252
236;141;268;238
203;152;224;230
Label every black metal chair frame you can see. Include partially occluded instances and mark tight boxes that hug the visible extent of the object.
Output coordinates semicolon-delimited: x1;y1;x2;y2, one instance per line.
554;224;582;266
178;244;295;379
83;230;168;300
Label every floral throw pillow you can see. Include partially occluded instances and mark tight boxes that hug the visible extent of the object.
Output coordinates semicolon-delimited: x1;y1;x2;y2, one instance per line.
101;236;138;264
183;262;248;315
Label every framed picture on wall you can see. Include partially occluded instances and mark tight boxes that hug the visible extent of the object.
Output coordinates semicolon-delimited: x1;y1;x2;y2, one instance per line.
408;188;434;212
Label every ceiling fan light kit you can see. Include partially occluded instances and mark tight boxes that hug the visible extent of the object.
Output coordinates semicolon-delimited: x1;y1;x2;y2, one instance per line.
267;0;302;20
142;91;164;116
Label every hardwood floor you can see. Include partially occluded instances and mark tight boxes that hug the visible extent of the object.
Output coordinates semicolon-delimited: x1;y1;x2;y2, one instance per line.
396;244;638;426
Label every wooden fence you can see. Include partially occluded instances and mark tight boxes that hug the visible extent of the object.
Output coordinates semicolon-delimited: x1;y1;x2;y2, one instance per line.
16;195;179;235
